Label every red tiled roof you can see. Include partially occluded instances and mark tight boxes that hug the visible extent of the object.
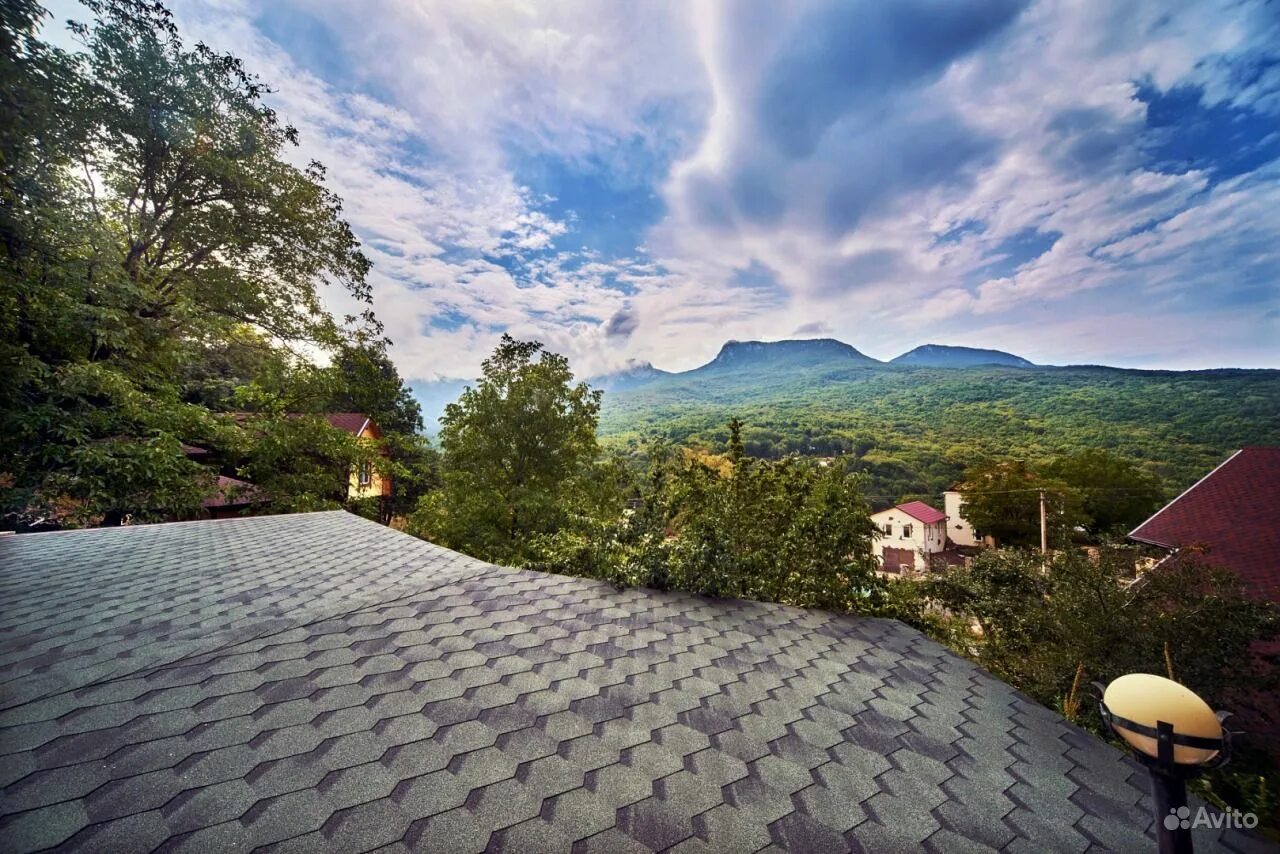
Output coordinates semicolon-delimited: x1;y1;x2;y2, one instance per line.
897;500;947;524
201;476;265;509
181;444;209;457
1129;447;1280;602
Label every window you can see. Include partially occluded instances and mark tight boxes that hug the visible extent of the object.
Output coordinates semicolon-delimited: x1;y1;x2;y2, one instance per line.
358;461;372;487
882;523;893;536
901;524;913;538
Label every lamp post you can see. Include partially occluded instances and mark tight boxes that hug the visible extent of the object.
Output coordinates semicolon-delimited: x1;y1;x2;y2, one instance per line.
1098;674;1230;854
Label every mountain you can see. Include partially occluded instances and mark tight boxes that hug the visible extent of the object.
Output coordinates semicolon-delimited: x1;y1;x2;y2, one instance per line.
589;360;674;392
697;338;881;372
410;336;1280;503
891;344;1034;368
597;358;1280;501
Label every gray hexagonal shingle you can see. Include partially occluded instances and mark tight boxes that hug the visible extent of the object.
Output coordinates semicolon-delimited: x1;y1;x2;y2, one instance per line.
0;512;1265;852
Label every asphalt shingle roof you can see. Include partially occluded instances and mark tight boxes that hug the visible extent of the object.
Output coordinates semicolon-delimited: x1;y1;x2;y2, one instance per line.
0;512;1269;853
1129;447;1280;602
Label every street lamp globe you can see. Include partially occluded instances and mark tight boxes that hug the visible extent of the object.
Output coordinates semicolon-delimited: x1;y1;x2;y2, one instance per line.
1102;673;1223;766
1098;673;1230;854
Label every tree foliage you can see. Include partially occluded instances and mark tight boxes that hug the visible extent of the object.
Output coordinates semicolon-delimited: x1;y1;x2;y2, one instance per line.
1042;448;1164;536
957;459;1083;548
0;0;424;528
958;451;1167;547
532;420;885;613
408;335;608;563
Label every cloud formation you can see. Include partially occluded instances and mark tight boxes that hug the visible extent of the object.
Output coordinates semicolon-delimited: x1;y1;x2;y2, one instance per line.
157;0;1280;375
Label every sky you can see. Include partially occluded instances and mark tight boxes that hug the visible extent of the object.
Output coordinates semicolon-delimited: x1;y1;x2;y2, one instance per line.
50;0;1280;375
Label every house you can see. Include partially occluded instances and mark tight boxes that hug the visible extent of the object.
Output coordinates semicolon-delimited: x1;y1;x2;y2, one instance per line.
1128;447;1280;602
200;474;266;519
870;500;947;575
943;489;992;548
319;412;393;502
224;411;393;503
0;512;1260;852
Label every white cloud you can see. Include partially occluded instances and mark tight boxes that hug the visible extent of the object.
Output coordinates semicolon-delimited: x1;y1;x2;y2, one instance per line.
147;0;1280;375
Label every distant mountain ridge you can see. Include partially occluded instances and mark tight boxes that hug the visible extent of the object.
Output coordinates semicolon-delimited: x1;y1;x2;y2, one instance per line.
701;338;881;370
891;344;1034;368
589;360;673;391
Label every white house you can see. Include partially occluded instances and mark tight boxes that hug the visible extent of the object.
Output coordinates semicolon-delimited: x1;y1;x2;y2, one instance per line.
871;501;948;575
943;490;982;547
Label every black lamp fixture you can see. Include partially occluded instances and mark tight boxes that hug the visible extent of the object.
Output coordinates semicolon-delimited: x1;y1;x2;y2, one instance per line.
1097;673;1230;854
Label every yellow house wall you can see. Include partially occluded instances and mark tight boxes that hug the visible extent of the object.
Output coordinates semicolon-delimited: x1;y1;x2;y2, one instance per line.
347;424;390;500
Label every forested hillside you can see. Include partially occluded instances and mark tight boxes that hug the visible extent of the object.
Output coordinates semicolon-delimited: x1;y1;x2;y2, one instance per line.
597;361;1280;503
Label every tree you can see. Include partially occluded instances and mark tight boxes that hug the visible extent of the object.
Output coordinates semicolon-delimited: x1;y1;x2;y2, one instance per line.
1042;449;1164;536
925;547;1278;737
408;336;607;563
531;421;885;614
326;343;423;436
1;0;377;527
230;413;370;514
958;459;1083;548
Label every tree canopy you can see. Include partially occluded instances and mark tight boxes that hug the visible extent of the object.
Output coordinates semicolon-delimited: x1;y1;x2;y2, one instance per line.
409;335;608;563
0;0;423;528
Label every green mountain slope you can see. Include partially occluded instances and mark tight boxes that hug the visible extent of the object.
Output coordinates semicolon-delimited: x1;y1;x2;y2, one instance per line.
598;359;1280;502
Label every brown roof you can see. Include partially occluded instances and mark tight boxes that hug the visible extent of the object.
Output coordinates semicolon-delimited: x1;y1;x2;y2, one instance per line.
228;412;378;437
1129;447;1280;601
322;412;374;436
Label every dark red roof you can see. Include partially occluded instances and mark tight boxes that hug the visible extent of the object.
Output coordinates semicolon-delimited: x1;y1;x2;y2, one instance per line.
1129;447;1280;602
897;500;947;524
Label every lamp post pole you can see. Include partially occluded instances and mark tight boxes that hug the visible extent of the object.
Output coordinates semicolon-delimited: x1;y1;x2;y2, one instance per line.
1150;721;1193;854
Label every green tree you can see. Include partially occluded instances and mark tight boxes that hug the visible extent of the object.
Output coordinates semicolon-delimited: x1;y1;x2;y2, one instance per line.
409;335;607;563
326;342;423;436
1042;449;1164;536
532;421;884;614
323;341;436;519
958;459;1083;548
1;0;376;527
230;413;371;514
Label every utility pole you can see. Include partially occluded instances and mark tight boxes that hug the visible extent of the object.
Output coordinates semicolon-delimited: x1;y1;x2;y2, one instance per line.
1039;489;1048;557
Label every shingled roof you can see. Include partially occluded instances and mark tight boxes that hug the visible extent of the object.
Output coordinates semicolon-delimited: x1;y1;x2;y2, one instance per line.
894;501;947;525
1129;447;1280;602
0;513;1266;853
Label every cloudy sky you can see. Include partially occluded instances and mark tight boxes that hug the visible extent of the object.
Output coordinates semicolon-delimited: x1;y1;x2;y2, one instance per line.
59;0;1280;375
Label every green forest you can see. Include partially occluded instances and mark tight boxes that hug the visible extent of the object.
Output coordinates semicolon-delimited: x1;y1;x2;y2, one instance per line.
597;361;1280;506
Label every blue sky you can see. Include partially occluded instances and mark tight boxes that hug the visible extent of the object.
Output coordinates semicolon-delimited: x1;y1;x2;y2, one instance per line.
84;0;1280;374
